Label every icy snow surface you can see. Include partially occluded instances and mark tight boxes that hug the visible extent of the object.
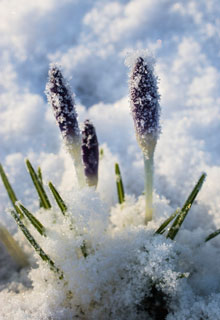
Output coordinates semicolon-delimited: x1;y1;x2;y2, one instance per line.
1;0;220;319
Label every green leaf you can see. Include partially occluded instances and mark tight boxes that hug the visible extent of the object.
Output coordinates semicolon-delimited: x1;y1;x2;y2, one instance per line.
81;240;88;258
48;182;67;215
100;148;104;160
0;163;24;219
115;163;125;204
37;167;43;184
10;210;63;278
205;229;220;242
26;159;51;210
155;209;180;235
17;203;46;236
37;167;44;208
167;173;206;240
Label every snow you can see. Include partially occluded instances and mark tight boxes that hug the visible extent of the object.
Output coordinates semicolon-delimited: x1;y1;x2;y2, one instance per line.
1;0;220;319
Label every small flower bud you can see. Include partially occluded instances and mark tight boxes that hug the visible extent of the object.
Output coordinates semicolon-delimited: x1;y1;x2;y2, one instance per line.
81;120;99;187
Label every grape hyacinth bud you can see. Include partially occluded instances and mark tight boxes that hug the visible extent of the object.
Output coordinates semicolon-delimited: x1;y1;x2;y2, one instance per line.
81;120;99;188
45;64;85;187
126;52;160;223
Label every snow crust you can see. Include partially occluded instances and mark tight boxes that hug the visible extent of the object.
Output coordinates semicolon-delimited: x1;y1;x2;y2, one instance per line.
1;0;220;319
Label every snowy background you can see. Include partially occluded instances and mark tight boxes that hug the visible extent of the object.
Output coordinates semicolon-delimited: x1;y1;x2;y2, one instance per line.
1;0;220;225
1;1;220;318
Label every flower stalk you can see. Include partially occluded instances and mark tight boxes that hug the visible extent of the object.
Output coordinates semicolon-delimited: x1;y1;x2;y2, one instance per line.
0;223;28;269
127;54;160;223
144;155;154;222
46;64;85;187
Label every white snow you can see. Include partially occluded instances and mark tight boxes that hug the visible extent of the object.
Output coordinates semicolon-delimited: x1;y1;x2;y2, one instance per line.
1;0;220;319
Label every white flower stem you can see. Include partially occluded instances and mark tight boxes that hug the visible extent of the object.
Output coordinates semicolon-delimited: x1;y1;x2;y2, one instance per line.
68;142;86;188
0;224;28;269
143;154;154;223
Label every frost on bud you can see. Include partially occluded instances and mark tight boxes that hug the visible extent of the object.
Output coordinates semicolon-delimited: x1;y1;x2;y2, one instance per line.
127;54;160;158
45;64;80;146
45;64;85;187
81;120;99;187
126;52;161;222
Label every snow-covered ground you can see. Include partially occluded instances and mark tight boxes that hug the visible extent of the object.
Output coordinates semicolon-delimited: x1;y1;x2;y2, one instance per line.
1;1;220;319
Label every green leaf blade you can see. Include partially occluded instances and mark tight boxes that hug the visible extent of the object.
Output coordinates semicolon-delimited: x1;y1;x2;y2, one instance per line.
115;163;125;204
0;163;24;218
18;203;46;237
10;210;62;278
155;209;180;235
167;173;206;240
26;160;51;210
37;167;43;184
37;167;44;208
48;182;67;215
205;229;220;242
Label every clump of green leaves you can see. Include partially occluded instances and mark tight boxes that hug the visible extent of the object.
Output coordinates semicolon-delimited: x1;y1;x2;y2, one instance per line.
156;173;207;240
0;160;66;278
114;167;219;243
0;158;95;278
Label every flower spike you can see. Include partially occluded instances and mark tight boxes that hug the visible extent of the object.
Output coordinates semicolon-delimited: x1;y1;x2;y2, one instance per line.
129;55;160;157
45;64;85;187
81;120;99;187
126;53;161;222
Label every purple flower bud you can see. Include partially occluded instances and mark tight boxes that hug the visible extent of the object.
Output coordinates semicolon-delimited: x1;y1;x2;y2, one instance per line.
45;64;80;146
128;55;160;157
46;64;86;187
81;120;99;187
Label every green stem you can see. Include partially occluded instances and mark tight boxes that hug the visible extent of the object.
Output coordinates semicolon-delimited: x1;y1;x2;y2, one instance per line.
144;154;154;223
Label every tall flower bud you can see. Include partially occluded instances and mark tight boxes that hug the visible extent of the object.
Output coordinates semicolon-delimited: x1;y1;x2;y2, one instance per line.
45;64;85;187
126;53;160;223
81;120;99;188
129;55;160;158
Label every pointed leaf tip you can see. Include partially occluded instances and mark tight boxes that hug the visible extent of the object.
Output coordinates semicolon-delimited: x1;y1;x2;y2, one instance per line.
48;181;67;215
115;163;125;204
26;159;51;210
167;173;206;240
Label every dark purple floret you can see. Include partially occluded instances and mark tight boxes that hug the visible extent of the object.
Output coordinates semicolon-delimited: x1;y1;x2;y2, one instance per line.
81;120;99;187
130;57;160;139
45;64;80;145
